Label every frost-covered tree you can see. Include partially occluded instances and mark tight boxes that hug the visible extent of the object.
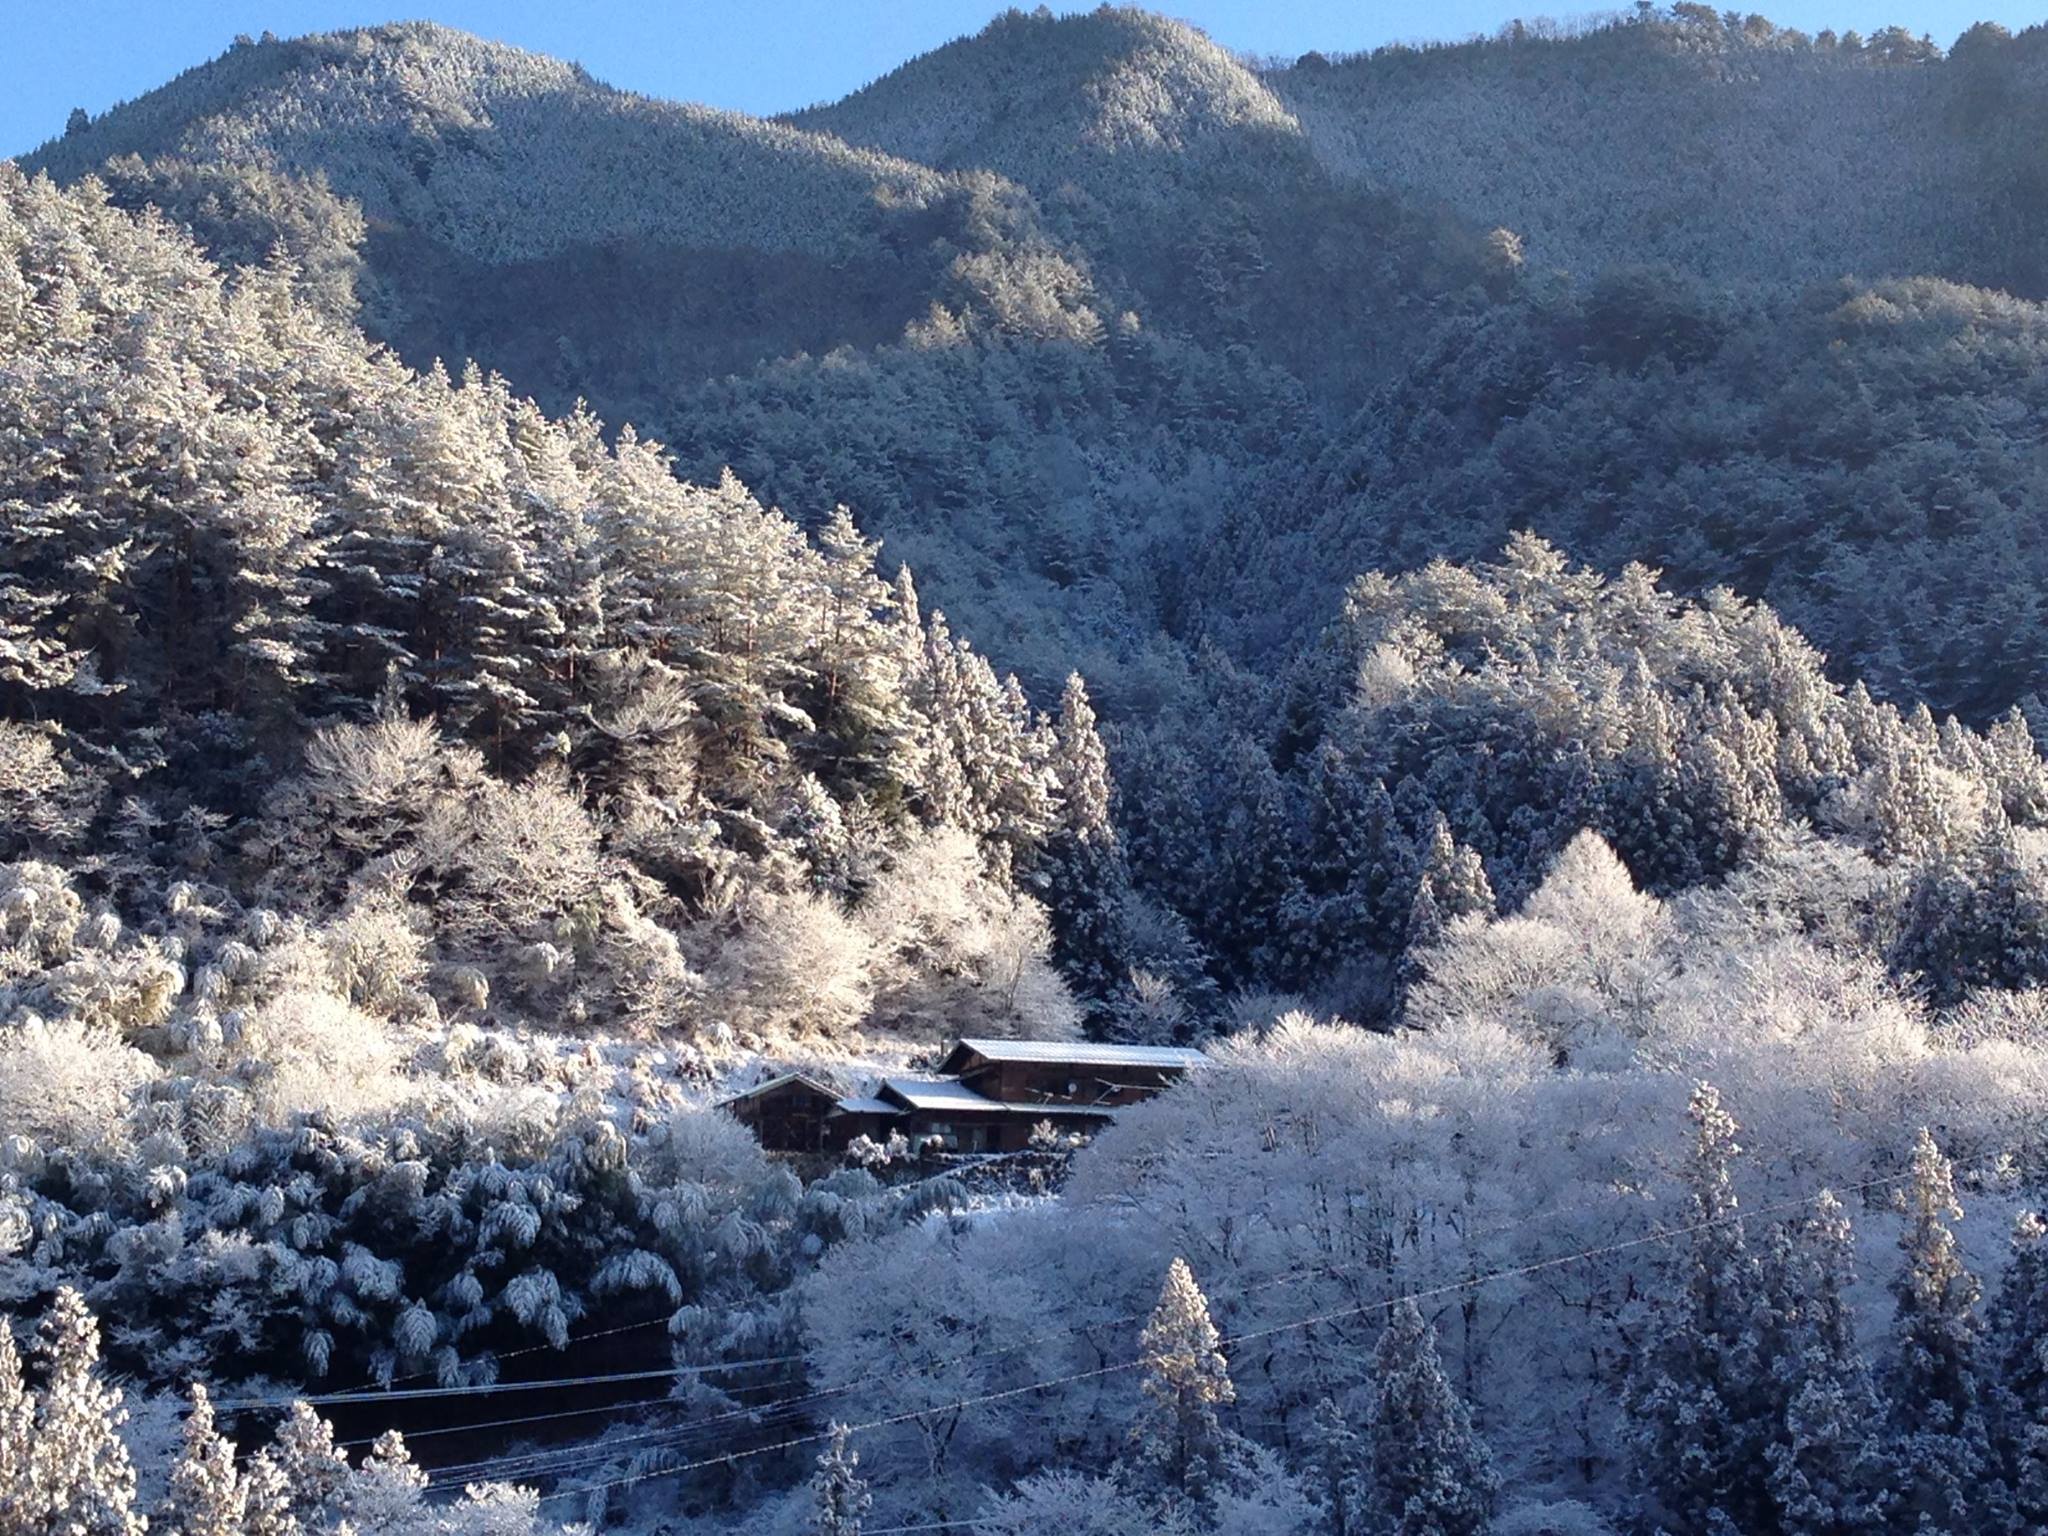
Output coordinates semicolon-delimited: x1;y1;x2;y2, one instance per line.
1361;1299;1498;1536
1763;1194;1896;1536
1305;1395;1367;1536
0;1323;32;1535
348;1430;428;1529
811;1424;872;1536
1990;1210;2048;1529
1883;1129;2005;1534
22;1288;145;1536
270;1401;351;1525
1132;1256;1239;1504
1625;1083;1775;1536
158;1383;247;1536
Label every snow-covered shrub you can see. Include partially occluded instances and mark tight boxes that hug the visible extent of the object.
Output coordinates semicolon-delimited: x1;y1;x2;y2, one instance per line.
0;1017;157;1153
858;827;1079;1041
316;892;432;1017
972;1470;1196;1535
235;988;415;1120
713;888;877;1039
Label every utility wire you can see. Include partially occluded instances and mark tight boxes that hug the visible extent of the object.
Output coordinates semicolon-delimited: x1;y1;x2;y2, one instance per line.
505;1168;1917;1508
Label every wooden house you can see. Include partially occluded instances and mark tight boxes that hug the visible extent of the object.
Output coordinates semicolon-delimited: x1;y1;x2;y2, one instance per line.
935;1038;1208;1109
872;1076;1115;1154
715;1072;842;1153
720;1038;1207;1155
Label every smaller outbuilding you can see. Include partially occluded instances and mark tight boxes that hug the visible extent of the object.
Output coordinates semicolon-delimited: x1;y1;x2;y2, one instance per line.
716;1072;842;1155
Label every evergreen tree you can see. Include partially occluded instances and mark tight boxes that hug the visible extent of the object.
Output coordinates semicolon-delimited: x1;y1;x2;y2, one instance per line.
270;1401;351;1524
1626;1083;1775;1536
239;1452;301;1536
1361;1299;1498;1536
28;1288;145;1536
1306;1395;1368;1536
1764;1193;1896;1536
159;1383;247;1536
1420;811;1495;923
348;1430;428;1529
0;1324;30;1536
812;1423;871;1536
807;505;915;790
1883;1128;2004;1534
1133;1256;1238;1504
1991;1211;2048;1527
1040;673;1142;1025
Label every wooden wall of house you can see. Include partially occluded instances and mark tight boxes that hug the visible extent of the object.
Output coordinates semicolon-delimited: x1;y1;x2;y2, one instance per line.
731;1082;837;1152
956;1060;1186;1108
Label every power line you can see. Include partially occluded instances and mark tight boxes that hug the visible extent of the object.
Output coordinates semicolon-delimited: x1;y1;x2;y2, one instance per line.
211;1349;807;1413
413;1172;1838;1489
450;1187;1610;1479
511;1168;1916;1509
334;1370;811;1450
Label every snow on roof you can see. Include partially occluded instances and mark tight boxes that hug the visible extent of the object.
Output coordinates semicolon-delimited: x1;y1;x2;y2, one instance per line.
946;1038;1209;1070
881;1076;1000;1111
833;1096;899;1116
879;1077;1115;1116
714;1071;836;1108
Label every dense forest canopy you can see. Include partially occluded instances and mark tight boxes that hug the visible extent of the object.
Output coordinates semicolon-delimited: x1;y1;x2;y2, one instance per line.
10;5;2048;1534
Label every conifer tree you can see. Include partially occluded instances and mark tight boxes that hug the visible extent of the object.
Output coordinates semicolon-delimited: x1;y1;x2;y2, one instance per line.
1362;1299;1498;1536
159;1382;247;1536
0;1324;30;1535
1306;1395;1367;1536
239;1452;301;1536
812;1423;871;1536
1883;1128;2005;1534
270;1401;351;1524
1133;1256;1238;1503
348;1430;428;1528
1040;672;1142;1023
1991;1211;2048;1528
1764;1193;1896;1536
1626;1083;1774;1536
28;1287;145;1536
1421;812;1495;923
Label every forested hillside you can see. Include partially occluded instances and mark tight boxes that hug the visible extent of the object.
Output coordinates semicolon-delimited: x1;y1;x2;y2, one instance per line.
11;5;2048;1534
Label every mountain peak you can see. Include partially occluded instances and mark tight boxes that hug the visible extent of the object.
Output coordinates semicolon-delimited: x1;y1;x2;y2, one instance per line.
792;4;1302;182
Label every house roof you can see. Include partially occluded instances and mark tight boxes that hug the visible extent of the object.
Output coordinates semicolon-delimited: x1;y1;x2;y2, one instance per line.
880;1076;1000;1112
714;1071;837;1110
878;1077;1114;1117
940;1038;1209;1072
832;1096;899;1117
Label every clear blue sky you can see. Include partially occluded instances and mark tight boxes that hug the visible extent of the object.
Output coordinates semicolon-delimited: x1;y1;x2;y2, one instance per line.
5;0;2042;158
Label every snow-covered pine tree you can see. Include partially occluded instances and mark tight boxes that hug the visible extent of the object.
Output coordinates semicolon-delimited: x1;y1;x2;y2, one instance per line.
807;505;915;792
1132;1256;1238;1505
1420;811;1495;923
812;1423;871;1536
0;1322;30;1533
1625;1082;1775;1536
239;1451;300;1536
158;1383;247;1536
1763;1192;1897;1536
1883;1127;2007;1534
27;1287;146;1536
348;1429;428;1529
1306;1395;1368;1536
1040;672;1143;1024
1990;1210;2048;1529
1361;1298;1498;1536
270;1400;352;1524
